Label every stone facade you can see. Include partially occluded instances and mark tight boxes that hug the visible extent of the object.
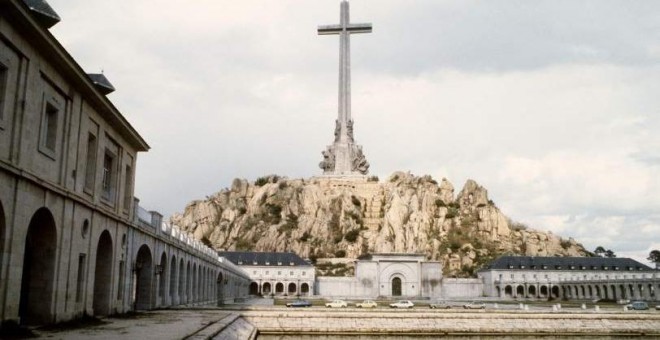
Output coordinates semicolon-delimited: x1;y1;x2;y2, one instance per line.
478;256;659;301
316;253;443;298
219;252;315;297
0;0;250;327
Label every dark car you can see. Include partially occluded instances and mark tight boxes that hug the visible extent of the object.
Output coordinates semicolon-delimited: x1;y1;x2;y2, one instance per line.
625;301;649;310
286;299;312;308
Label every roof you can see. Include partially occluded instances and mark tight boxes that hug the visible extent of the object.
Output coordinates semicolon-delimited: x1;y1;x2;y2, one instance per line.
479;256;653;272
218;251;311;267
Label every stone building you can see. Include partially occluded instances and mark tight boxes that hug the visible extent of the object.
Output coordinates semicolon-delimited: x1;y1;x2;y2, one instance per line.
219;251;315;297
0;0;250;327
316;253;443;298
478;256;659;301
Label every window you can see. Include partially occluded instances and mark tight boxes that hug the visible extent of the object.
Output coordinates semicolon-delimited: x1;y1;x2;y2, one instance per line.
117;261;125;300
302;271;306;276
41;102;59;153
290;271;294;276
76;253;87;302
0;64;7;122
102;151;115;201
84;133;98;193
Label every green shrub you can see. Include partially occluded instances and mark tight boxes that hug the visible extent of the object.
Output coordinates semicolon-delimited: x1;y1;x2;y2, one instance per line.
351;195;361;207
344;229;360;243
334;250;347;258
435;199;446;207
255;177;269;187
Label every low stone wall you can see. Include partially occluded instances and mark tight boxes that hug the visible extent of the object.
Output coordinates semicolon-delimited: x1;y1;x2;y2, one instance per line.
242;310;660;336
441;278;484;299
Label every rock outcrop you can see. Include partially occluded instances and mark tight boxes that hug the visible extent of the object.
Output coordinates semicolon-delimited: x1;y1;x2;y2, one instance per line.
171;172;587;277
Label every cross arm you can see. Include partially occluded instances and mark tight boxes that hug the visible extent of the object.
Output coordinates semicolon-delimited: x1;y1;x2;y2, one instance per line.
318;23;373;35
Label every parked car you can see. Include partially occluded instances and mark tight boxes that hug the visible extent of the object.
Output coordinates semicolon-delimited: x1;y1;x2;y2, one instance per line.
389;300;414;309
463;301;486;309
286;299;312;308
429;301;451;309
655;305;660;311
325;299;348;308
625;301;649;310
355;300;378;308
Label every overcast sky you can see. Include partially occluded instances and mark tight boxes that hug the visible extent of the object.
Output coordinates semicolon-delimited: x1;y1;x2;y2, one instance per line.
47;0;660;264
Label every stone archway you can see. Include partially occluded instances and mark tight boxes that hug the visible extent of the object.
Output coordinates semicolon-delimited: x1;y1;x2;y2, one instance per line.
135;245;153;310
540;285;548;298
192;264;197;302
288;282;297;295
516;285;525;298
0;200;5;283
275;282;284;295
250;282;259;295
158;252;167;304
216;272;224;306
551;286;560;299
504;285;513;297
19;208;57;325
391;277;402;297
301;283;310;296
186;261;191;303
263;282;272;295
93;230;113;316
528;285;537;297
170;255;177;304
178;259;185;303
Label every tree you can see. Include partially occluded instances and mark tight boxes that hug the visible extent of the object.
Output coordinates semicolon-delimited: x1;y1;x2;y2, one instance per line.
594;246;615;258
648;250;660;269
604;249;616;258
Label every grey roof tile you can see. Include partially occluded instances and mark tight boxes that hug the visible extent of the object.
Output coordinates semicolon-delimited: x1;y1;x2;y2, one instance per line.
480;256;653;272
218;251;311;267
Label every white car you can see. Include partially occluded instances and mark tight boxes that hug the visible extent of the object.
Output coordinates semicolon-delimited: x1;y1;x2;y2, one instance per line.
355;300;378;308
389;300;414;309
325;299;348;308
463;301;486;309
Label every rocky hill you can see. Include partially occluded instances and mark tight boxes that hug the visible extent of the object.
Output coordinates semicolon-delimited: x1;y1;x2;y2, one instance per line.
170;172;587;277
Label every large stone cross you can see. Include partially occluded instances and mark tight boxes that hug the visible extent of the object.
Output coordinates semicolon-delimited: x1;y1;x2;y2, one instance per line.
318;0;372;144
317;0;371;176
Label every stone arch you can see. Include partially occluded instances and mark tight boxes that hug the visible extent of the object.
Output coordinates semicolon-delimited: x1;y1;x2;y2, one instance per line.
628;284;634;298
594;286;601;299
135;244;153;310
275;282;284;294
19;207;58;325
528;285;537;297
196;265;201;301
216;272;224;306
250;282;259;295
170;255;177;304
193;263;198;302
186;261;191;303
551;286;559;299
93;230;113;316
391;277;402;297
301;283;310;296
178;258;185;302
516;285;525;297
288;282;297;295
504;285;513;297
580;286;586;298
158;252;167;303
587;286;593;298
262;282;271;295
540;285;548;298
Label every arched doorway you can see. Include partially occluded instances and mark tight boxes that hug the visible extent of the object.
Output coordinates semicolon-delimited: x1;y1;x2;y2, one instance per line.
216;272;224;306
178;259;185;303
19;208;57;325
528;285;536;297
250;282;259;295
158;252;167;305
93;230;113;316
301;283;310;296
170;256;177;304
504;285;513;297
186;261;191;303
391;277;402;296
192;264;197;302
540;285;548;298
275;282;284;295
134;245;153;310
288;282;297;295
551;286;560;299
516;285;525;298
263;282;272;295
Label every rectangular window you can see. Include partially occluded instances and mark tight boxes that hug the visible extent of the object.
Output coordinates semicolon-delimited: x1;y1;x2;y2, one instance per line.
84;133;98;193
290;271;294;276
76;253;87;302
117;260;125;300
102;151;115;201
42;102;58;152
0;64;7;122
123;164;132;211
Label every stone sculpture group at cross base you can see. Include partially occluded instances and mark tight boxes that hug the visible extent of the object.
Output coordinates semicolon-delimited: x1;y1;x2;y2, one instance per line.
317;0;372;176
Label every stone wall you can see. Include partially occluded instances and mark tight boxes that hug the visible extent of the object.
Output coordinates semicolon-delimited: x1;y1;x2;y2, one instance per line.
441;278;484;299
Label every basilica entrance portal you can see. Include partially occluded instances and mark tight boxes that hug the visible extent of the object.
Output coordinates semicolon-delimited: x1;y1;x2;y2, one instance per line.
392;277;402;296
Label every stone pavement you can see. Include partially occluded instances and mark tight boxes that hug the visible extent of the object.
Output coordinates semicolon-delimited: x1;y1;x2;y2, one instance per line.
34;310;233;340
